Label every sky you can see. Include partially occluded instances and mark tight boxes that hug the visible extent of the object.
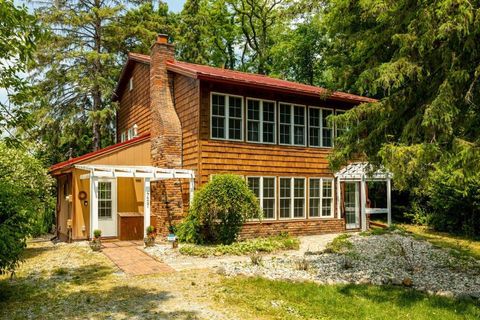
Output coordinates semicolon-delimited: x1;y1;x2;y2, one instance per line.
0;0;186;105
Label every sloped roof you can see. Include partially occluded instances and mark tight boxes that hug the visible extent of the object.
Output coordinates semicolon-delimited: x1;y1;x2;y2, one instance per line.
125;53;376;104
49;133;150;173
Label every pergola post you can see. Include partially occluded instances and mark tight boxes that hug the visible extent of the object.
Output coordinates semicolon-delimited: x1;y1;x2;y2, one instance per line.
336;178;341;219
144;177;151;237
90;175;99;239
360;176;367;231
189;176;195;204
387;178;392;226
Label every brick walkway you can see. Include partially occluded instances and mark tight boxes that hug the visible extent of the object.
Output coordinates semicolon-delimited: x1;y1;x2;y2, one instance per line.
102;241;174;276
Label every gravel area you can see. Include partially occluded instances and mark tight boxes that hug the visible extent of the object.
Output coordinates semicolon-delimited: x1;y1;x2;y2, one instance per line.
223;231;480;299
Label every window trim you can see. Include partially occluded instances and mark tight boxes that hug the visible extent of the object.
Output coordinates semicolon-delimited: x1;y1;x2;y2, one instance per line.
278;103;307;147
247;176;277;220
308;106;334;149
279;177;306;220
246;98;277;145
308;177;335;219
210;92;244;141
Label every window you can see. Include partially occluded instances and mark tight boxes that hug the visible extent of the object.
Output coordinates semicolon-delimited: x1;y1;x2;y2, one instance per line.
211;93;243;140
127;124;138;140
279;103;306;146
120;131;127;143
279;177;306;219
98;181;112;219
128;77;133;91
335;110;347;138
322;109;333;147
309;107;334;148
247;99;276;143
247;177;276;219
309;178;334;218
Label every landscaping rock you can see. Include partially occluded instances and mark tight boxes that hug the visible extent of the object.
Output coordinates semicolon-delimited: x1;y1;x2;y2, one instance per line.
402;277;413;287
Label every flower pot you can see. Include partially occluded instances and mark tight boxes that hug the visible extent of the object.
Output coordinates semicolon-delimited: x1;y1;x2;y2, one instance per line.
89;238;102;251
144;236;156;247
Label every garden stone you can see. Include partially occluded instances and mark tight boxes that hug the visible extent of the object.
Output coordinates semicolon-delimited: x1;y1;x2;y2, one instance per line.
402;277;413;287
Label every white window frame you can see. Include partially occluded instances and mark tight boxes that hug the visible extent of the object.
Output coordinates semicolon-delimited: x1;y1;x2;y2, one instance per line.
120;131;127;143
278;103;306;147
210;92;244;141
247;176;277;220
128;77;133;91
308;106;334;148
246;98;276;144
279;177;306;220
308;177;335;219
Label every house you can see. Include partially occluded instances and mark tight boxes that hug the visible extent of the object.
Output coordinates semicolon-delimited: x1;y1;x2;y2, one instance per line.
49;34;392;242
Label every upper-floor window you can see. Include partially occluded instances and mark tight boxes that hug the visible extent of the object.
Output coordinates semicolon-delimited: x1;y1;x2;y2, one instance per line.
211;93;243;140
309;107;334;148
247;99;276;144
127;124;138;140
335;110;347;138
120;131;127;143
279;103;306;146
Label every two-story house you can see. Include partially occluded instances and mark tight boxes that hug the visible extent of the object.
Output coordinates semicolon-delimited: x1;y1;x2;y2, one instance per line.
49;34;392;242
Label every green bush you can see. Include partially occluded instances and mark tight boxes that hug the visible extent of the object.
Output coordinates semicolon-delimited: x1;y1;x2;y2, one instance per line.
0;142;54;274
93;229;102;238
179;234;300;256
146;225;155;234
177;174;262;244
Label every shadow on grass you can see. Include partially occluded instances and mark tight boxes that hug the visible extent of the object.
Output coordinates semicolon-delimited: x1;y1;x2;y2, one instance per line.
0;265;198;319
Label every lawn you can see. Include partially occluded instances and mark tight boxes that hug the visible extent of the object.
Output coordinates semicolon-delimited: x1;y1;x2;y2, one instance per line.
400;224;480;260
218;277;480;320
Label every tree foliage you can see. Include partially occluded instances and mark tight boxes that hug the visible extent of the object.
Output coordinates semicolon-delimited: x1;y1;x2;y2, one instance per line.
0;142;54;274
177;174;262;244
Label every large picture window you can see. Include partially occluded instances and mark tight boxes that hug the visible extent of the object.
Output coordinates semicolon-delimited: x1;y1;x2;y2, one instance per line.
279;177;306;219
247;99;276;144
279;103;306;146
309;178;334;218
211;93;243;140
247;177;276;219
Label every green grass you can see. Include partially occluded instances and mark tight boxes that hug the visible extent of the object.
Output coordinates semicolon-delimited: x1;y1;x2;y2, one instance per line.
324;234;353;253
179;234;300;257
217;277;480;320
400;224;480;260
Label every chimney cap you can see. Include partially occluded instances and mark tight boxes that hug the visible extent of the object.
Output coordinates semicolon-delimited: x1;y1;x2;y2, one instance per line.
156;34;169;44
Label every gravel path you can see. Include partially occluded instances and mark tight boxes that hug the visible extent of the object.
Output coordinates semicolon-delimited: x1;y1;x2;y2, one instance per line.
223;231;480;300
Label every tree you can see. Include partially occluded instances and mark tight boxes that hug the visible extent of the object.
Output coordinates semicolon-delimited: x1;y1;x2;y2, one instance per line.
321;0;480;235
0;0;42;145
0;141;54;275
176;0;209;64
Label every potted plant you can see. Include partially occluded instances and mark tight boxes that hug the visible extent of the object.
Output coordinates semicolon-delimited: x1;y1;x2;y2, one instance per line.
90;229;102;251
144;225;156;247
167;224;178;249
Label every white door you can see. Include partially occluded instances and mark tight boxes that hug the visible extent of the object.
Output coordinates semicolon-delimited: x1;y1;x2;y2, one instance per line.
97;179;117;237
344;182;360;229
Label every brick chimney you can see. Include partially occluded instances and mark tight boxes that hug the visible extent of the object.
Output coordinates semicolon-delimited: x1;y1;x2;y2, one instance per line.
149;34;184;235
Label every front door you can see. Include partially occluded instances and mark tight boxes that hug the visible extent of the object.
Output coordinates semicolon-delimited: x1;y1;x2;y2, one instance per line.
97;179;117;237
344;182;360;229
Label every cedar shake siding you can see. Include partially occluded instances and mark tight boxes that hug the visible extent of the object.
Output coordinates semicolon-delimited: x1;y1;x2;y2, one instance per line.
116;62;151;142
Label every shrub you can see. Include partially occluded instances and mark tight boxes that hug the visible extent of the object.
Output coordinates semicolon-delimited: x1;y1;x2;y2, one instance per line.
146;225;155;235
250;252;263;265
177;174;262;244
0;142;54;275
325;234;353;254
93;229;102;239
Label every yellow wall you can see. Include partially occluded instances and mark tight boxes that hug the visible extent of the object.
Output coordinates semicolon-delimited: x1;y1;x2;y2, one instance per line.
68;140;150;239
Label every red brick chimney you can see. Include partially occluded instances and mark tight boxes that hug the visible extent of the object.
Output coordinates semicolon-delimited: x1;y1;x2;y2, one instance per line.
149;34;184;235
149;34;182;168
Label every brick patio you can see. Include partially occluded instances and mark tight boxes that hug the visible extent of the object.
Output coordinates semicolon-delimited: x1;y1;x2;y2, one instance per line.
101;241;174;276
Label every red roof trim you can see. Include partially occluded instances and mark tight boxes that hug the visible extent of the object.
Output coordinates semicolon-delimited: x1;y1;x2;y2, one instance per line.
49;133;151;173
121;52;376;104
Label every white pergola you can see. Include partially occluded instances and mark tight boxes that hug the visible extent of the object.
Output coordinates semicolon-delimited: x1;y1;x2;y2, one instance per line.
75;164;195;238
334;162;392;231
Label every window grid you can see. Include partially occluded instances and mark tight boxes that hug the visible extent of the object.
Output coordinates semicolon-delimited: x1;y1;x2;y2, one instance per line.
278;103;306;146
211;93;243;141
247;99;276;144
279;177;306;219
98;181;112;219
247;176;276;220
309;178;334;218
322;109;334;147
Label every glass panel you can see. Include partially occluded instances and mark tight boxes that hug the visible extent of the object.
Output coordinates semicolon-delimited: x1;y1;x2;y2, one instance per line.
263;123;274;143
229;118;242;140
263;102;275;122
294;199;305;218
280;199;291;218
263;199;275;219
247;177;260;198
212;94;225;116
322;109;333;147
212;117;225;139
323;180;332;198
293;106;304;125
279;104;291;144
280;177;291;218
247;121;260;142
280;178;291;197
294;126;305;145
247;100;260;120
229;96;242;118
294;179;304;197
322;198;332;217
310;179;320;198
263;178;275;198
310;198;320;217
